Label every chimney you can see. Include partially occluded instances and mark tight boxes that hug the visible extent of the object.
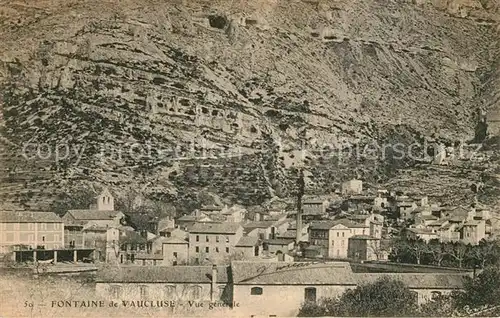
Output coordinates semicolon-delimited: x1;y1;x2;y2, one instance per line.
211;264;217;302
296;169;305;248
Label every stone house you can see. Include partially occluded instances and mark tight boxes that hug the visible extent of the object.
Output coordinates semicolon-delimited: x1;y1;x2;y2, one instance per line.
302;198;329;216
0;211;64;254
397;201;418;220
341;179;363;195
134;252;164;266
162;237;189;266
309;219;369;259
231;261;356;317
406;228;439;242
234;236;262;259
94;261;471;316
243;221;277;240
461;220;486;245
188;222;244;264
159;227;187;240
95;265;229;302
263;238;295;256
118;231;149;264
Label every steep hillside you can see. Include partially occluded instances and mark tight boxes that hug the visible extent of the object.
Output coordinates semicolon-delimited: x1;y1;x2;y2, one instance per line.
0;0;499;210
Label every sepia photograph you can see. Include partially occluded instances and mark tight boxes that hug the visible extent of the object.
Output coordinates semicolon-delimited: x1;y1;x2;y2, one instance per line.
0;0;499;317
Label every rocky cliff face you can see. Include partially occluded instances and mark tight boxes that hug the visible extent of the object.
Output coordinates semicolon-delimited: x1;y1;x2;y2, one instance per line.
0;0;499;209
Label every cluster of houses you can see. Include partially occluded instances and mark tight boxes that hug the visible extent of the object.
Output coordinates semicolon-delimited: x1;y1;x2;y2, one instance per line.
1;179;494;314
1;178;497;266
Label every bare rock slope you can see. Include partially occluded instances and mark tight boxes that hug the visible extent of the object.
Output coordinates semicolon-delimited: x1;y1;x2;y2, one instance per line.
0;0;499;209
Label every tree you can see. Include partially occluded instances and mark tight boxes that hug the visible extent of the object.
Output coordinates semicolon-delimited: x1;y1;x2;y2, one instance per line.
407;239;429;265
454;265;500;309
428;239;448;266
298;277;418;317
470;239;500;269
445;242;469;268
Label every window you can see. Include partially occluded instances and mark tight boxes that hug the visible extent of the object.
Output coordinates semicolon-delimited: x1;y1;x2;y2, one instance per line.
342;232;345;237
304;287;317;302
110;285;122;299
216;236;220;243
53;223;59;230
42;236;45;242
226;247;229;253
164;285;176;297
192;285;202;299
205;247;209;253
331;240;335;246
206;236;209;242
225;236;229;243
196;235;200;242
337;232;339;237
216;247;219;253
195;246;199;253
139;286;148;299
250;287;263;295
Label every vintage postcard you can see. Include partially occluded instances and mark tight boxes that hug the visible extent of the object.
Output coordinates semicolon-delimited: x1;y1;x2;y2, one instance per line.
0;0;499;317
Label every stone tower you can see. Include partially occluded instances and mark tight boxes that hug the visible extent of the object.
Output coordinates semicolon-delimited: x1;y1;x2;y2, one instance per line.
96;188;114;211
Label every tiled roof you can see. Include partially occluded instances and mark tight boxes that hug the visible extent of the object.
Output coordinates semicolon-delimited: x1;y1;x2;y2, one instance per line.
231;261;356;285
265;238;294;245
407;228;437;235
151;236;188;244
66;209;121;220
309;220;337;230
309;219;368;230
189;222;242;234
96;265;229;283
242;221;275;230
420;215;439;220
303;199;327;204
335;219;368;228
350;235;379;240
348;214;370;220
236;236;260;247
0;211;62;223
354;273;469;289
